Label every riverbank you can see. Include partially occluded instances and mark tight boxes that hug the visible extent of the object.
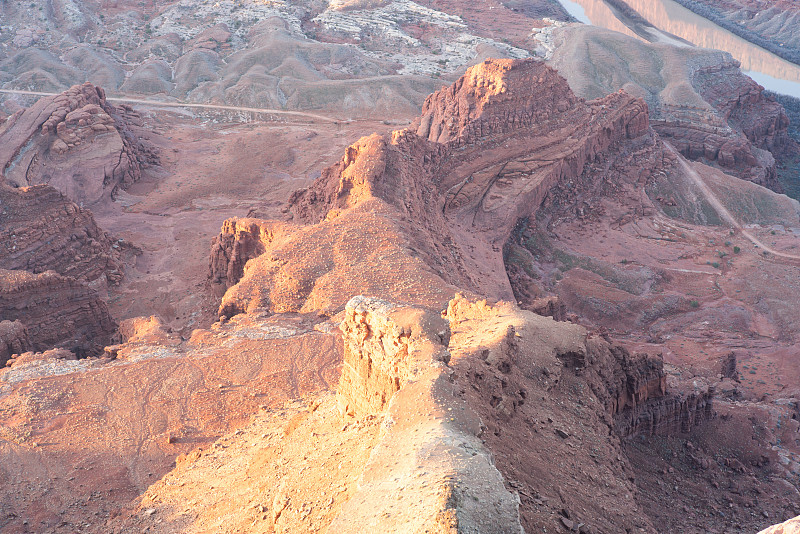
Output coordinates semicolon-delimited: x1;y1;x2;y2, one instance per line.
670;0;800;66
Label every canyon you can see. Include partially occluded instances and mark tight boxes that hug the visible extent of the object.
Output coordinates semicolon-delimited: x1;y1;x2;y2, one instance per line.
1;0;800;532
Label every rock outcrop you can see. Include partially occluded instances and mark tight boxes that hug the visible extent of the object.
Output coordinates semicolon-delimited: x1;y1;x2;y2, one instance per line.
217;59;666;317
0;320;30;366
207;218;290;292
0;82;158;204
0;181;123;358
331;295;523;534
442;295;656;532
581;337;715;438
188;58;800;534
336;295;450;417
0;182;123;283
547;25;794;192
695;61;791;155
0;268;116;357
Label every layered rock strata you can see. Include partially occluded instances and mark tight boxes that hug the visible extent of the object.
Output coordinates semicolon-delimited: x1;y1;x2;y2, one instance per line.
337;295;450;417
0;268;116;357
216;59;666;317
0;182;122;283
441;295;711;532
579;337;715;438
0;82;158;204
547;25;794;191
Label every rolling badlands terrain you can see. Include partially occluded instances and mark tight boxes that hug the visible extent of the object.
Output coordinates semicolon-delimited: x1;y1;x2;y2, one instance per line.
1;0;800;533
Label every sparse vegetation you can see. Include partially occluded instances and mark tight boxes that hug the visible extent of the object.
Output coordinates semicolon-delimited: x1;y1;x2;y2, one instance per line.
690;300;700;308
733;246;741;253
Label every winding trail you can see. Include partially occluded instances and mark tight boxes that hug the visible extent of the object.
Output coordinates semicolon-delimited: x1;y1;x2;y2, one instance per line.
666;142;800;262
0;88;346;124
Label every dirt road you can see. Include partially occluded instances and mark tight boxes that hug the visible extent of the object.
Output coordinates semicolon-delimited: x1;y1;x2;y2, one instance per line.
666;142;800;262
0;88;344;123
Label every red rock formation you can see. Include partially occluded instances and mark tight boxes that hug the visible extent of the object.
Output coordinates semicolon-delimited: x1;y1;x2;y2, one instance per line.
0;268;116;357
218;59;663;317
695;61;791;155
213;60;713;448
0;182;123;283
547;26;795;193
207;218;290;292
0;320;30;366
656;58;794;190
336;295;450;417
581;336;715;438
0;82;158;205
0;181;124;359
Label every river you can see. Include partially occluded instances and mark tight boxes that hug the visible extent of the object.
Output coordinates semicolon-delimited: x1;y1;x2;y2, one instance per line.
555;0;800;97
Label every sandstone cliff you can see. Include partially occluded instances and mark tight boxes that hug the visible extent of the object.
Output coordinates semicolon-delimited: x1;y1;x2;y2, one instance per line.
0;82;158;205
216;59;664;318
330;296;523;533
0;180;123;358
0;182;123;283
0;268;116;357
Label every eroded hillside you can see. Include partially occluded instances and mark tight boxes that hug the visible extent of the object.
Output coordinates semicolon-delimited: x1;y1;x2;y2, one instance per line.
1;6;800;530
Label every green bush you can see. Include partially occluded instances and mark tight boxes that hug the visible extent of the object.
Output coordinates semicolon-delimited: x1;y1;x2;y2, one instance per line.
690;300;700;308
733;246;741;253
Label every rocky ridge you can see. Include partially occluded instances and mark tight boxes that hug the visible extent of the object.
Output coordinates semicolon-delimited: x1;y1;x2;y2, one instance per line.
282;59;658;303
0;268;116;358
547;25;795;192
195;59;735;532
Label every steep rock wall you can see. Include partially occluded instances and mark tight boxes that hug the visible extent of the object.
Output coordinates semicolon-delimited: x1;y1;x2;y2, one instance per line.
581;336;715;438
0;182;122;284
0;320;30;366
207;217;290;292
0;269;116;357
